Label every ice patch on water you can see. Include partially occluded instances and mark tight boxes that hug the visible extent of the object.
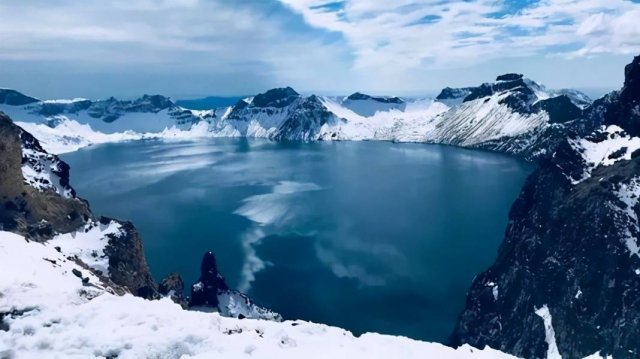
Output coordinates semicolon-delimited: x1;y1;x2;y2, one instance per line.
234;181;321;226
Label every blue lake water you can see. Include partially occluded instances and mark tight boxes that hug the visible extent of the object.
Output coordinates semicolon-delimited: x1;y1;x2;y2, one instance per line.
61;138;532;343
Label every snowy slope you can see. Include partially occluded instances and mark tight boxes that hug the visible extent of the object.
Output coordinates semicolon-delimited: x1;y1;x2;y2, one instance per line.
426;89;549;148
0;230;519;359
16;119;212;154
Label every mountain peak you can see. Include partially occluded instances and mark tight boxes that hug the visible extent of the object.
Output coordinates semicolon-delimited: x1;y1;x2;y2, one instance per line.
604;54;640;136
622;54;640;102
496;73;523;82
251;87;300;108
346;92;404;104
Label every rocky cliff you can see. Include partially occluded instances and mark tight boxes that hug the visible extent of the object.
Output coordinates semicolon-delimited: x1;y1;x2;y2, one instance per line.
452;55;640;358
0;112;159;297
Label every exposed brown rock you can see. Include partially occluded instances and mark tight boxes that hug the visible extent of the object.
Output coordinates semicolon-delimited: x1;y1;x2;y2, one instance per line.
0;113;91;240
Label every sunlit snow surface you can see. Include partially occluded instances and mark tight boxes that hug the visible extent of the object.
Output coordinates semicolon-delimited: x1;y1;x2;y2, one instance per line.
0;231;519;358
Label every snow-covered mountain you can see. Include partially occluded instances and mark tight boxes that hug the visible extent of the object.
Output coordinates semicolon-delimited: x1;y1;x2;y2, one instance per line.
0;77;591;159
0;91;214;133
427;73;593;159
209;77;590;158
0;89;216;153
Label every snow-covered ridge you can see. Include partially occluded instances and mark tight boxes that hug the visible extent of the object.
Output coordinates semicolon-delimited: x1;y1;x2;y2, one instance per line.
567;125;640;184
0;79;592;158
425;89;550;148
0;230;518;358
0;89;214;135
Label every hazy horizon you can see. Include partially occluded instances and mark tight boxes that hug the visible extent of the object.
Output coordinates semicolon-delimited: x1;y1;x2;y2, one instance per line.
1;84;617;102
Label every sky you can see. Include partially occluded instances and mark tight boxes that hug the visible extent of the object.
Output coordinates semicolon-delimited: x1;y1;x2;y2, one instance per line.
0;0;639;99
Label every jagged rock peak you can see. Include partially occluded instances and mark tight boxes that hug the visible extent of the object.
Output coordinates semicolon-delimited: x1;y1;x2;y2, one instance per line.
622;54;640;102
188;251;229;308
346;92;404;104
251;86;300;108
496;73;524;82
603;54;640;136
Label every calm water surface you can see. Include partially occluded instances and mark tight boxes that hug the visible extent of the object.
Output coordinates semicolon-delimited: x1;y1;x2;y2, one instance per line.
61;138;532;342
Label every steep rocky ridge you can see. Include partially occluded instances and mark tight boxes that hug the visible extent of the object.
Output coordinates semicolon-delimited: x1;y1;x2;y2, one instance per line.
452;55;640;358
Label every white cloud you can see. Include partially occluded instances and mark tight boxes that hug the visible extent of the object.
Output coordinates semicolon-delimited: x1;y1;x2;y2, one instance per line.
279;0;640;71
0;0;636;96
0;0;350;89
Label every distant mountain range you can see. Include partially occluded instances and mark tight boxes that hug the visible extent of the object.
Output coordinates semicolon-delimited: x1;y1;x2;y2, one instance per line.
0;74;593;160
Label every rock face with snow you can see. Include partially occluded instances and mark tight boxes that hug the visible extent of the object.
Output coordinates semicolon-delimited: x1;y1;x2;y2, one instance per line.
189;251;230;308
0;113;90;238
452;55;640;359
0;112;160;297
426;74;591;160
435;87;474;106
189;251;282;321
212;88;337;141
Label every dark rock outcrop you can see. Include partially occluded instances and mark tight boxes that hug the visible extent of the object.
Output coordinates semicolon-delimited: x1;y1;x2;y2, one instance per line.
496;73;524;82
452;55;640;358
188;251;229;308
435;87;474;102
604;55;640;136
187;251;283;321
533;95;583;123
102;218;159;299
